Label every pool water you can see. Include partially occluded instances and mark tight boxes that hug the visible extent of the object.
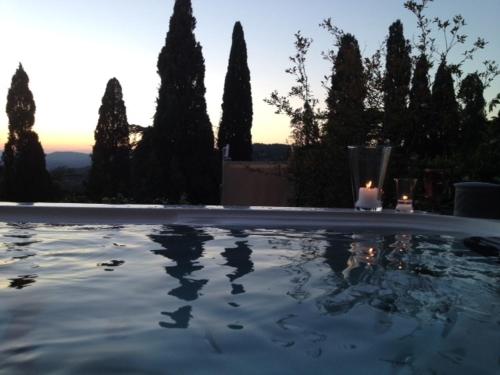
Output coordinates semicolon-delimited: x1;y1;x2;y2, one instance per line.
0;223;498;374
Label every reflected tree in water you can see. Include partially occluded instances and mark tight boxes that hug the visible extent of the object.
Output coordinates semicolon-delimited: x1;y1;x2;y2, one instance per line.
3;224;39;290
9;274;37;289
159;306;192;329
150;225;213;329
221;229;254;295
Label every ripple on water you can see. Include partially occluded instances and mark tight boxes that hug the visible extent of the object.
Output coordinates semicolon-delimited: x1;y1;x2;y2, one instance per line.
0;224;498;374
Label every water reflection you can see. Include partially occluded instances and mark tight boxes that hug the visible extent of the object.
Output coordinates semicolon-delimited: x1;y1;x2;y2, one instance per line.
221;229;253;295
317;232;467;337
2;224;39;290
9;274;38;289
316;233;385;315
386;234;413;271
150;225;213;329
341;234;383;284
159;306;193;329
322;235;352;277
97;260;125;272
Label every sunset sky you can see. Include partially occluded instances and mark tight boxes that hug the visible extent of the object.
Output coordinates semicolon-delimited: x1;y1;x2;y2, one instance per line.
0;0;499;153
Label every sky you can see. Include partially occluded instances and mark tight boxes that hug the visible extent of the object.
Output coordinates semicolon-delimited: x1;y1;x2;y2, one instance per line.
0;0;499;153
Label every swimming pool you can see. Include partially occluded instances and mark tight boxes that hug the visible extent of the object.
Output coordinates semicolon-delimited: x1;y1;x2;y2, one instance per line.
0;204;499;374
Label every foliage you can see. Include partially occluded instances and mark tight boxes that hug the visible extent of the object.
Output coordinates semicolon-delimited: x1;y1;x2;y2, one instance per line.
265;32;321;147
407;54;433;159
128;124;148;150
404;0;499;87
130;127;163;202
431;60;460;159
88;78;131;201
383;20;412;147
320;18;384;115
288;146;326;207
149;0;218;204
2;64;51;202
325;34;367;146
217;22;253;161
404;0;436;56
471;116;500;183
323;33;367;207
457;73;486;152
381;20;412;206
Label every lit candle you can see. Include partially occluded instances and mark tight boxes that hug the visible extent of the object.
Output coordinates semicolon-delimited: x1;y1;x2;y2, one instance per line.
396;194;413;213
356;181;380;210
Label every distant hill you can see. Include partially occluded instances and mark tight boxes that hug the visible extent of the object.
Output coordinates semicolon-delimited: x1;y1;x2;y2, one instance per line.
252;143;291;162
46;152;91;171
1;145;290;170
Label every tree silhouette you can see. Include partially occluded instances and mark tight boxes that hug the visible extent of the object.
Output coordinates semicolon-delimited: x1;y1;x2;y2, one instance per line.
457;73;487;178
2;64;51;202
152;0;217;204
407;54;433;159
325;34;367;147
217;21;253;161
431;60;460;159
383;20;411;147
324;34;367;207
458;73;486;152
382;20;412;204
88;78;130;200
130;127;161;202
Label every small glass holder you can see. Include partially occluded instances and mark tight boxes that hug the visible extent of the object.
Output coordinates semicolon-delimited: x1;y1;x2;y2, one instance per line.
348;145;392;212
394;178;417;213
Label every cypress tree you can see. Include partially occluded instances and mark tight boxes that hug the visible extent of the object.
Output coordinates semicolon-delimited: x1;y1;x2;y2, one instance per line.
2;64;51;202
88;78;130;200
407;54;433;158
217;21;253;161
431;60;460;158
324;34;367;207
457;73;486;152
457;73;487;179
325;34;367;147
152;0;217;204
131;127;156;202
383;20;412;147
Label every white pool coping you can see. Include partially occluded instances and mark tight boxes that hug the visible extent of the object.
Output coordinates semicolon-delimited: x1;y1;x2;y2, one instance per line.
0;202;499;237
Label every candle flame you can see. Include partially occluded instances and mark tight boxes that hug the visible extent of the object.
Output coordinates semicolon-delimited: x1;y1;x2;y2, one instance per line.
402;195;409;200
366;181;372;189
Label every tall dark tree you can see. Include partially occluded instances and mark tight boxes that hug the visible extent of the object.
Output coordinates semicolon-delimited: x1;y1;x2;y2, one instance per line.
458;73;486;152
152;0;217;204
457;73;488;179
88;78;130;200
324;34;367;207
431;60;460;158
325;34;367;147
2;64;51;202
383;20;412;147
407;54;433;158
217;21;253;161
382;21;412;206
